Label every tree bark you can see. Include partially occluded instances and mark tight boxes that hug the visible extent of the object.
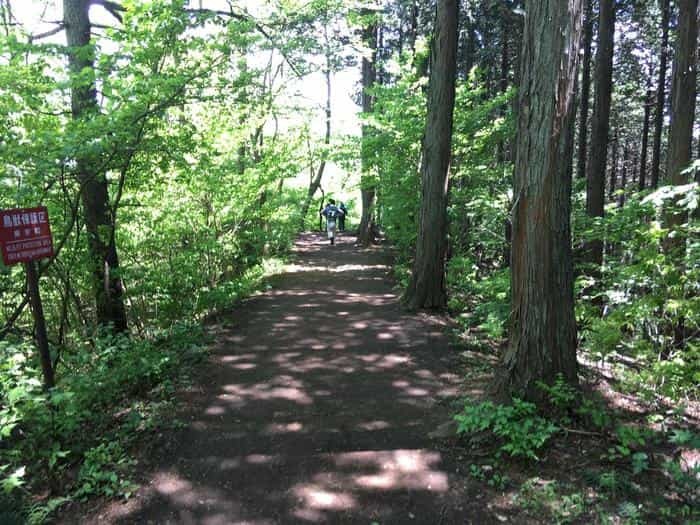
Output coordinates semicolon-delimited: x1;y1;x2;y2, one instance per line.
585;0;615;267
639;67;653;190
64;0;127;332
650;0;671;189
463;10;476;79
609;129;618;200
357;13;378;246
402;0;459;311
576;0;594;180
497;5;510;163
618;143;628;208
498;0;582;403
664;0;698;252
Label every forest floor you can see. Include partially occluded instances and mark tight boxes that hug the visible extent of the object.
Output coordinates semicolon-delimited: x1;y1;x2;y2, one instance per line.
64;232;507;524
60;233;698;525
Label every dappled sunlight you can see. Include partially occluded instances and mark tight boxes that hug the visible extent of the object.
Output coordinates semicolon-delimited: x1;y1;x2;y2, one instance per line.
292;485;358;511
101;234;467;524
220;382;314;406
338;450;448;492
205;405;226;416
285;262;390;274
264;421;305;435
288;449;448;520
357;420;391;431
230;362;257;370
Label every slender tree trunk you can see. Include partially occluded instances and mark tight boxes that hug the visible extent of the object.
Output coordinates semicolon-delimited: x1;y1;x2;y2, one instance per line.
576;0;594;180
664;0;698;252
500;12;509;94
639;67;653;190
358;14;378;246
609;129;618;200
498;0;582;403
650;0;671;189
497;8;510;163
64;0;127;332
402;0;459;311
463;11;476;79
619;143;628;208
409;0;418;55
585;0;615;267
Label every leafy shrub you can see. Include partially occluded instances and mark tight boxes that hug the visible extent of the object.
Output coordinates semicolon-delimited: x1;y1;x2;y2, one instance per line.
454;399;558;460
0;321;207;518
75;442;137;500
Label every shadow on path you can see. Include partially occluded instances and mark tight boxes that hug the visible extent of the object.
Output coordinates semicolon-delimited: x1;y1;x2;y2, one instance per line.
88;233;503;524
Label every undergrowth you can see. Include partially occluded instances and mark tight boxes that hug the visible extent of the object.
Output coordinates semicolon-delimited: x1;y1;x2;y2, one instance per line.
0;258;284;523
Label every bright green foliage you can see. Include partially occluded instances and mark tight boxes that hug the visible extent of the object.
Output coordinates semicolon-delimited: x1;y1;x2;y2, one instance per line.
75;442;137;500
369;60;514;334
577;186;700;400
0;322;207;518
0;0;330;515
366;52;428;257
454;399;558;460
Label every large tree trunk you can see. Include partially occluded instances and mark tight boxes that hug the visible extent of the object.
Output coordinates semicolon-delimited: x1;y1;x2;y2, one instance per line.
639;69;653;190
664;0;698;252
576;0;594;180
650;0;671;189
585;0;615;267
498;0;582;403
357;14;378;246
64;0;127;332
402;0;459;311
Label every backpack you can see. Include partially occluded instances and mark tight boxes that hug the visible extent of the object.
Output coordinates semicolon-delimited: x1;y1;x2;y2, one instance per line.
326;206;338;220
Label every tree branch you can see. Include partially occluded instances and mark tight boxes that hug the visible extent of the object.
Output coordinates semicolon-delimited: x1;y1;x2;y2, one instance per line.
89;0;125;23
184;7;305;79
29;22;65;43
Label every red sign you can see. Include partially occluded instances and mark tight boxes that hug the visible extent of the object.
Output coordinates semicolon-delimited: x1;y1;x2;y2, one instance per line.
0;206;54;266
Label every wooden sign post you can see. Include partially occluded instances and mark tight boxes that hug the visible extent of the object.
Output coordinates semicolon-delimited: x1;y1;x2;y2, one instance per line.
0;207;56;389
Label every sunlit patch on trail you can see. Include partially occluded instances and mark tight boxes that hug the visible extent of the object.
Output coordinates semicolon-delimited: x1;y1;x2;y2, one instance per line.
246;454;278;465
205;405;226;416
289;449;448;519
284;262;390;274
220;382;313;406
264;421;305;434
339;450;448;492
292;485;358;512
357;420;391;431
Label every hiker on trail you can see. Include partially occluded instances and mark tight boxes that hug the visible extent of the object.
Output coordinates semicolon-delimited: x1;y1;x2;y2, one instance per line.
338;202;348;231
321;199;344;245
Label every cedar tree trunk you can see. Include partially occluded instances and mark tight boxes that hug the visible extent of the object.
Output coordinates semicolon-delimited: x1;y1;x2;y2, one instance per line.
639;69;653;190
650;0;671;189
585;0;615;267
498;0;582;403
576;0;594;180
402;0;459;310
357;14;378;246
664;0;698;252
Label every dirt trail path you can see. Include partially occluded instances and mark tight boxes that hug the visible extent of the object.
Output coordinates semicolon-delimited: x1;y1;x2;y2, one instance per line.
89;233;497;524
